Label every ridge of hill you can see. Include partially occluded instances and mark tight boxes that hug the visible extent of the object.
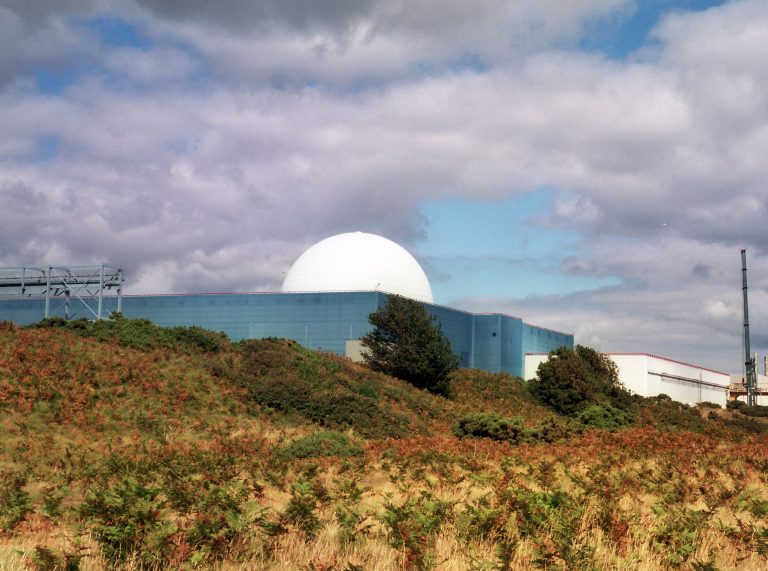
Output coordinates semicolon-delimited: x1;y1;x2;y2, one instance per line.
1;319;768;570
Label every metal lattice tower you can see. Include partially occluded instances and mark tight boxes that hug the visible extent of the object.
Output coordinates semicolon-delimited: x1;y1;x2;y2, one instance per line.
0;264;123;320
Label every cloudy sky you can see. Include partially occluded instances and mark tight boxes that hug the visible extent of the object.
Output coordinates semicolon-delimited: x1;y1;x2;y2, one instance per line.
1;0;767;372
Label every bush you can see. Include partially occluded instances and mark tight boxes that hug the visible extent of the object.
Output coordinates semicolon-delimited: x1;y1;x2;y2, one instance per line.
0;471;32;532
526;417;582;443
453;412;527;443
697;401;721;409
723;415;768;434
35;314;229;354
277;432;364;460
738;405;768;418
361;295;459;396
726;399;746;411
528;346;633;416
184;482;255;560
638;398;710;434
576;404;634;431
302;391;409;438
283;481;321;538
247;377;410;439
80;477;175;567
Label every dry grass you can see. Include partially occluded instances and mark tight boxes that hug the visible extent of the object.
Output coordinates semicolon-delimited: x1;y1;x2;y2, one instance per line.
4;325;768;569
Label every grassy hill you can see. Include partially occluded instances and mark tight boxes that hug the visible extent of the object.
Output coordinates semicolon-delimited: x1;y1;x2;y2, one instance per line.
1;318;768;570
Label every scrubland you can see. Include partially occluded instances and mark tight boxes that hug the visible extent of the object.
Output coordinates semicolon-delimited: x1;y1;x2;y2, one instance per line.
1;318;768;570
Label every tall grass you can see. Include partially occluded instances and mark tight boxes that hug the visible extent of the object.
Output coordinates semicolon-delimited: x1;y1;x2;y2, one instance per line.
3;321;768;569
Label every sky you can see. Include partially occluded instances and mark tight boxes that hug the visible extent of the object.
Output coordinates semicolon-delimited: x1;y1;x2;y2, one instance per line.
1;0;767;373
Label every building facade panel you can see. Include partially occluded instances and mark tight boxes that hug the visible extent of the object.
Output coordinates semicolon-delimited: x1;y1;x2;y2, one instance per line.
525;352;729;406
0;292;571;378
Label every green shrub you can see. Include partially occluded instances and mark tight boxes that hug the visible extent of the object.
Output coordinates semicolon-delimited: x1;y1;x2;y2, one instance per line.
361;295;459;396
576;404;634;431
526;417;582;443
453;412;527;443
277;431;363;460
697;401;721;409
28;546;82;571
0;471;32;531
639;398;709;434
80;477;175;567
738;404;768;418
302;391;409;438
249;377;313;414
723;415;768;434
378;491;455;568
528;346;633;416
726;399;746;411
35;314;229;354
283;481;320;538
185;482;256;561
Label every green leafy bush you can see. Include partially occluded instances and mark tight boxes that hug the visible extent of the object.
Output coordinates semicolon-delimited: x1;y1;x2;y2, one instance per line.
0;471;32;531
639;399;710;434
80;477;175;567
28;546;82;571
697;401;721;409
378;491;455;568
283;481;321;538
726;399;746;411
36;314;229;354
361;295;459;396
247;377;410;439
453;412;527;443
576;404;634;431
277;431;363;460
185;482;256;560
737;404;768;418
723;415;768;434
528;346;634;416
302;391;409;438
525;417;582;443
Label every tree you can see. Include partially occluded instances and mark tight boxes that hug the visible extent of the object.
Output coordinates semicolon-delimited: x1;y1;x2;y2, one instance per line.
360;295;459;396
528;345;633;416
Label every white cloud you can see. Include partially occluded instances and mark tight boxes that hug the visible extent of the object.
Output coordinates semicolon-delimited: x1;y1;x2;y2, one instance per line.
1;0;768;371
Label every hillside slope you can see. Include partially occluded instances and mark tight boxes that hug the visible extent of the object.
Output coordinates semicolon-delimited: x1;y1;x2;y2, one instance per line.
1;320;768;570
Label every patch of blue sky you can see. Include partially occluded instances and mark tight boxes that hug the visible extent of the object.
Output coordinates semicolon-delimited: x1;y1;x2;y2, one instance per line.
409;52;490;77
34;136;60;162
580;0;726;59
34;17;154;94
418;190;619;303
84;16;152;49
34;68;79;95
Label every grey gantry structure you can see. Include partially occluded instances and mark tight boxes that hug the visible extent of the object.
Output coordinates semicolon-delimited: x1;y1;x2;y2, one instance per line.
0;264;123;320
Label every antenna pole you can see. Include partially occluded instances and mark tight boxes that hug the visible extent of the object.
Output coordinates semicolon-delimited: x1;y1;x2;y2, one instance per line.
742;249;756;406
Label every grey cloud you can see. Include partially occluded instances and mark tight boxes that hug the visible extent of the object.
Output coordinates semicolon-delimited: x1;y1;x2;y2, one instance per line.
692;263;711;279
132;0;376;35
2;0;768;375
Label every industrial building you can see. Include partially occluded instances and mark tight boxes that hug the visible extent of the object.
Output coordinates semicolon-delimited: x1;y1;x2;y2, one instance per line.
0;233;573;378
525;352;730;407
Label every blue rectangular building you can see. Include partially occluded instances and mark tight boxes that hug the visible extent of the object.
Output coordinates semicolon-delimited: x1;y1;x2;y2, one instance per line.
0;291;572;378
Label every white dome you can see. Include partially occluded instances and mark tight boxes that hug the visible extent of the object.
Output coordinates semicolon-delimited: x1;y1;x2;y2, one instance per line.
282;232;434;303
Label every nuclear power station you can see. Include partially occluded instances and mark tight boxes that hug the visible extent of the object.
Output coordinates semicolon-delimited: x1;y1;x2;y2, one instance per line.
0;232;572;378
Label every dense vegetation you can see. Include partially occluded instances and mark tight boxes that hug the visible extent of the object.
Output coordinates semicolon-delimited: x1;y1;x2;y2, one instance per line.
361;295;458;396
1;317;768;569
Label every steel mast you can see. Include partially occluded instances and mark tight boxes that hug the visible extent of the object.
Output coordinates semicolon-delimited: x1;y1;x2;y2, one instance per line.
742;249;757;406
